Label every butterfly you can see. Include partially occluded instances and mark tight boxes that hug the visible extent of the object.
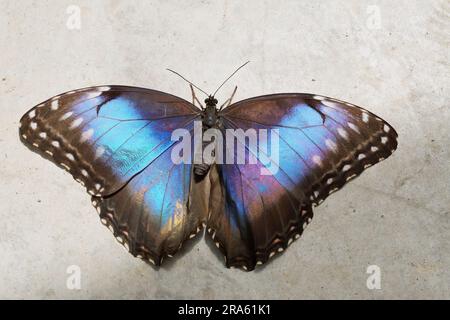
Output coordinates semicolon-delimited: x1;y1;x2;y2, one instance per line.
19;62;398;271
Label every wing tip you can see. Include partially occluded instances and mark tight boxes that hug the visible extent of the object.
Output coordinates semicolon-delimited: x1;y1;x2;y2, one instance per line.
308;121;398;206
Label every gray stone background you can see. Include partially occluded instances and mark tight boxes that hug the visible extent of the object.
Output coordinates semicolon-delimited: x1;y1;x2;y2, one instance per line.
1;0;449;299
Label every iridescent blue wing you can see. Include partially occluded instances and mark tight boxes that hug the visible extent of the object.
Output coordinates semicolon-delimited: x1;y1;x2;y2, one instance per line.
19;86;206;263
210;94;398;270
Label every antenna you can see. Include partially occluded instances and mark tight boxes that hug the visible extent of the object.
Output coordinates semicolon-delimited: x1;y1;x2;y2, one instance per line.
166;68;209;97
212;61;250;97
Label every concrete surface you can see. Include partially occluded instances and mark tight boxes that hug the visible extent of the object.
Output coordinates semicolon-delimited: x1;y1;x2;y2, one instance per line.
0;0;449;299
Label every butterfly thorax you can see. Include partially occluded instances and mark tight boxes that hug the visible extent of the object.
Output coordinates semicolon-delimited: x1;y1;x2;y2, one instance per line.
202;96;219;128
194;97;220;180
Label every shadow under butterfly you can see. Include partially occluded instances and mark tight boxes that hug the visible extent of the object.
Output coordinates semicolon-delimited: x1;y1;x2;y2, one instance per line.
19;62;398;271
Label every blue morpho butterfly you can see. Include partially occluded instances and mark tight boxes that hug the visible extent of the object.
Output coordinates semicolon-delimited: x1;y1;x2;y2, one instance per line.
19;62;398;271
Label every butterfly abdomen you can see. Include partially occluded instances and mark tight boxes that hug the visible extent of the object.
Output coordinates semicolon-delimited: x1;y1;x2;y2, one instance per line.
193;135;213;180
194;163;210;177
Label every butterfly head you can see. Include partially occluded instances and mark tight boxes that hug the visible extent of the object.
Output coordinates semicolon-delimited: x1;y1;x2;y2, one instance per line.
204;95;218;107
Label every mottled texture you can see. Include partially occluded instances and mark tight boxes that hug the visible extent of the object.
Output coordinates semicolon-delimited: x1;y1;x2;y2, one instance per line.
0;0;448;299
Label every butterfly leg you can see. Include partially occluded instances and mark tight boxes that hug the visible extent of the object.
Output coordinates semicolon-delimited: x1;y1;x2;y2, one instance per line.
190;83;205;110
218;86;238;111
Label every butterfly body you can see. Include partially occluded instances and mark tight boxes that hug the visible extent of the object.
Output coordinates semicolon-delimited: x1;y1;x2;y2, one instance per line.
19;84;398;271
194;96;223;179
